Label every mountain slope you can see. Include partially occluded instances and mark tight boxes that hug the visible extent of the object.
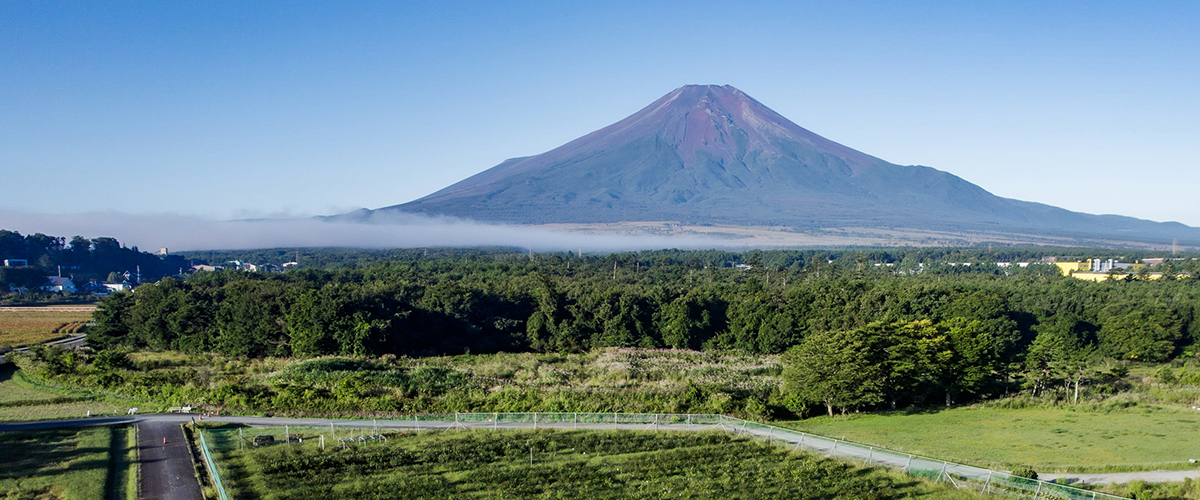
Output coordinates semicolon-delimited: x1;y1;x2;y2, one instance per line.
368;85;1199;245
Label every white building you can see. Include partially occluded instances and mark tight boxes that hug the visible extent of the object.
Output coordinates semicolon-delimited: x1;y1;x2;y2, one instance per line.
42;276;76;294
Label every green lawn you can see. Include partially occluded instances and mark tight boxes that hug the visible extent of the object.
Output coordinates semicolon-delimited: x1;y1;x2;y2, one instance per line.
201;427;983;499
0;425;137;500
781;405;1200;473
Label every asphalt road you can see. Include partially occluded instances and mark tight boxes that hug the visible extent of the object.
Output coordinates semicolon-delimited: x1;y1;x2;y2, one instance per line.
138;419;203;500
1040;469;1200;485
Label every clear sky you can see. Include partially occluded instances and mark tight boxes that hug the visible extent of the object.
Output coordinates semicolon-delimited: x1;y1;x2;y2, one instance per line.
3;1;1199;225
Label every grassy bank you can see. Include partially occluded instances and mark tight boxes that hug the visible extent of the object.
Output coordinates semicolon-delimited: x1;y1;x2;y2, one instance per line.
782;404;1200;473
0;425;137;500
0;366;140;422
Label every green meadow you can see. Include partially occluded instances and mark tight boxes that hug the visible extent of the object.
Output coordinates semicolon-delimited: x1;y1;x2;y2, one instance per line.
783;404;1200;473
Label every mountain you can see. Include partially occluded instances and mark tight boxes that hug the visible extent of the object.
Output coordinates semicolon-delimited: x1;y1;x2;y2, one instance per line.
364;85;1200;246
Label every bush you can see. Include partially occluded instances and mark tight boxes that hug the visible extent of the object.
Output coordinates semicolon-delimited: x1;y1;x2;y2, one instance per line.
1011;467;1038;480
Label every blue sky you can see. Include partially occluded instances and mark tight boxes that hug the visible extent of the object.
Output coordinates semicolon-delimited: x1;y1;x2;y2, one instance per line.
3;1;1199;225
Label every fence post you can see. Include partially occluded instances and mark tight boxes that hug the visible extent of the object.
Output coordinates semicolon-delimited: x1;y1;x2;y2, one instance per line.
938;462;948;483
330;421;335;441
831;440;838;457
534;412;538;430
903;455;912;472
285;425;289;445
865;447;873;465
415;415;419;433
1035;482;1043;498
984;471;992;494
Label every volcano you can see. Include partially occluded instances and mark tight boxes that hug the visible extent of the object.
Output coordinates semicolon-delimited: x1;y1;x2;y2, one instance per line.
364;85;1199;245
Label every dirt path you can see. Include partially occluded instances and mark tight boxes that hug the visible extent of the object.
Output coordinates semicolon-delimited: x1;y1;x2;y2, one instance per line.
137;419;203;500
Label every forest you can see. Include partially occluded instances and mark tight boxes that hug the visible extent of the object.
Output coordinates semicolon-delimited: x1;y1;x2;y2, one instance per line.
83;248;1200;413
0;229;189;292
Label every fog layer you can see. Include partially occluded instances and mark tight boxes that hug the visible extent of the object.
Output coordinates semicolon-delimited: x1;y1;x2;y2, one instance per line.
0;211;725;252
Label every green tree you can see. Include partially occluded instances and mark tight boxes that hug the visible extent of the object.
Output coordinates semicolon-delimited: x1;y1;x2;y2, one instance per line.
783;327;884;417
1098;306;1182;362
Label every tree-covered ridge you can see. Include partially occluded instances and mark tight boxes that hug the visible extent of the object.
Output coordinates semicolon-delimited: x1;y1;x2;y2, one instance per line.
0;229;188;291
87;251;1200;410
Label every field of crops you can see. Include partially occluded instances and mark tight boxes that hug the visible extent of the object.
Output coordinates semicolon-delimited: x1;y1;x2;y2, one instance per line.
201;427;980;499
0;306;94;346
0;425;137;500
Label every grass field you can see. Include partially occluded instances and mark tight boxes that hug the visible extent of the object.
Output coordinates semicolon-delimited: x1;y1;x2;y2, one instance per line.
782;404;1200;473
0;305;94;347
0;366;136;422
0;425;137;500
200;427;983;499
0;366;69;404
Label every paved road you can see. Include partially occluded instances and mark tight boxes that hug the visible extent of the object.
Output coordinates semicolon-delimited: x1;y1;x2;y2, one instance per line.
138;419;203;500
1041;469;1200;485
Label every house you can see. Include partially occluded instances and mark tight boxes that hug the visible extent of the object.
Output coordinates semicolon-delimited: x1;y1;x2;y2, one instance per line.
191;264;223;272
2;259;28;267
42;276;76;294
103;282;132;293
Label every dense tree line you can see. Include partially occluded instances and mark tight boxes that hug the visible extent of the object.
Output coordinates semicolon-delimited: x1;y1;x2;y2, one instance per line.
87;249;1200;412
0;229;188;292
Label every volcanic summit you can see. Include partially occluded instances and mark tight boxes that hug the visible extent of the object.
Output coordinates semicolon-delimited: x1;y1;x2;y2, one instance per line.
363;85;1198;245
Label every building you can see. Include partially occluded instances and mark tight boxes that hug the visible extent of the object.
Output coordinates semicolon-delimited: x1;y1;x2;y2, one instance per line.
102;282;132;293
2;259;28;267
42;276;76;294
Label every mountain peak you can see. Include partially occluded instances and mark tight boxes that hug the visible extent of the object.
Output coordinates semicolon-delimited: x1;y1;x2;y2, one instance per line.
367;85;1200;246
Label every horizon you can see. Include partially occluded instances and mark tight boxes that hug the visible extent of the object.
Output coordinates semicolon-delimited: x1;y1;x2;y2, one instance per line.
3;1;1199;247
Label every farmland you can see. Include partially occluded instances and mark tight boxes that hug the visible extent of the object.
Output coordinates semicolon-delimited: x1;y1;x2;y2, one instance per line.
0;305;94;347
200;426;981;499
0;425;137;500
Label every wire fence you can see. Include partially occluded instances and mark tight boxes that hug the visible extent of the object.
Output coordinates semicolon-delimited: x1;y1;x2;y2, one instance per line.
196;412;1128;500
195;426;230;500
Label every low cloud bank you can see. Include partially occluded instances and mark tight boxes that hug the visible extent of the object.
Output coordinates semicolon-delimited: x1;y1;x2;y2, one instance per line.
0;210;726;252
